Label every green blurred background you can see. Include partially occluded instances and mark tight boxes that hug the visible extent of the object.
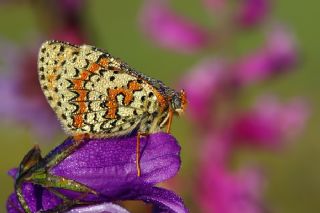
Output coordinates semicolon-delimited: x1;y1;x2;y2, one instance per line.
0;1;319;212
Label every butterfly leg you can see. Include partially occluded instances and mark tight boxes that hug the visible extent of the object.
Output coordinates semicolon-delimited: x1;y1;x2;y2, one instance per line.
166;109;174;133
136;132;148;177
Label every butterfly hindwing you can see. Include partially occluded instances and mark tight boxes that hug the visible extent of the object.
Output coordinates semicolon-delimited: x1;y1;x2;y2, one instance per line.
38;40;160;136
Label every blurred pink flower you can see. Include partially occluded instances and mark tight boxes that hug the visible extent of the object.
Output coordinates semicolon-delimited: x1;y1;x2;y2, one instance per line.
197;165;266;213
0;29;86;139
231;96;309;149
138;1;305;212
233;26;297;86
139;0;210;53
200;132;233;166
180;59;228;123
236;0;269;27
198;133;266;213
139;0;272;53
265;25;297;71
0;40;60;138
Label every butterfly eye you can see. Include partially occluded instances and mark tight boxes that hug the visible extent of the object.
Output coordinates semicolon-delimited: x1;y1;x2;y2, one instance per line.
171;94;182;110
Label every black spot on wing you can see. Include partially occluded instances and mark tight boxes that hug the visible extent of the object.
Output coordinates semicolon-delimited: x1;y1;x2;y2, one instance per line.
61;114;67;120
110;120;117;127
84;59;90;69
59;46;65;52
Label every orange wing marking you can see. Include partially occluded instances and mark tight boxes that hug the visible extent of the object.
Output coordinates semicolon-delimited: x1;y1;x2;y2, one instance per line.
88;63;100;73
105;81;142;119
98;57;109;67
71;70;94;128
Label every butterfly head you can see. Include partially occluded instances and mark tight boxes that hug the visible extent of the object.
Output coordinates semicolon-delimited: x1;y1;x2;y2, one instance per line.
170;90;187;116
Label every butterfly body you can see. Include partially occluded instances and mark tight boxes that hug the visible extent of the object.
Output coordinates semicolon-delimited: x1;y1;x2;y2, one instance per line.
38;40;186;137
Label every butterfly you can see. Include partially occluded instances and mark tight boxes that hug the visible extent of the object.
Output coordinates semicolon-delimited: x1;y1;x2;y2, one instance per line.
38;40;187;175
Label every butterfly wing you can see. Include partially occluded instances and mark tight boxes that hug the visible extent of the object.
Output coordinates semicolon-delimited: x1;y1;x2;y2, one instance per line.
38;40;161;137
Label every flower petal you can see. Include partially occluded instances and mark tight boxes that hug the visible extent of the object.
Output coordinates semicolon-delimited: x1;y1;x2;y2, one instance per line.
235;0;269;27
139;0;209;53
134;187;189;213
51;133;181;198
231;96;309;149
180;58;228;123
197;166;265;213
6;183;62;213
7;186;129;213
200;132;233;166
66;203;130;213
232;25;297;86
7;193;24;213
265;24;297;71
8;168;18;178
7;133;183;212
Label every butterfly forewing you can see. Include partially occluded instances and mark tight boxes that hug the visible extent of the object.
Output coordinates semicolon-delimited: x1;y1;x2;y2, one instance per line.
38;41;162;137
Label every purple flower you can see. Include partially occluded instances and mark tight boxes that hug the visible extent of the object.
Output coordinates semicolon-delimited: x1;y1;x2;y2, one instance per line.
235;0;269;27
139;0;210;53
66;203;131;213
231;96;309;149
7;133;188;213
233;25;297;86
